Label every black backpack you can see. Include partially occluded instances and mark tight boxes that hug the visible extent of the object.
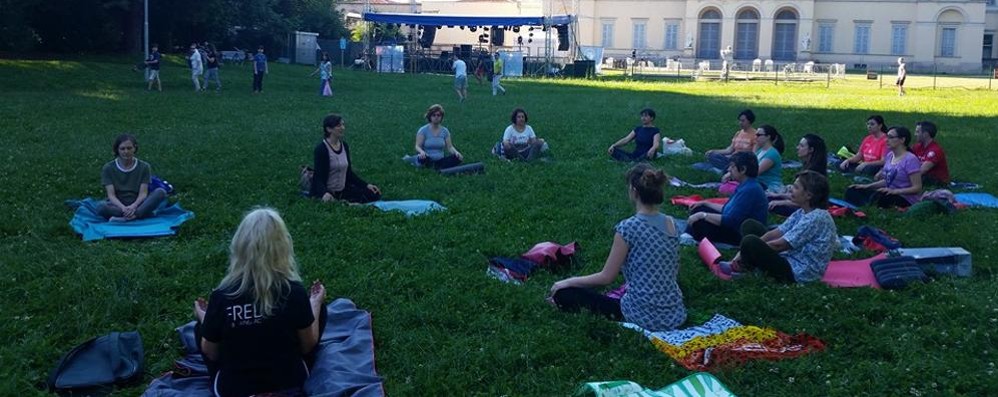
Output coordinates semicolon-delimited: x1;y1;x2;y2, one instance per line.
47;331;144;395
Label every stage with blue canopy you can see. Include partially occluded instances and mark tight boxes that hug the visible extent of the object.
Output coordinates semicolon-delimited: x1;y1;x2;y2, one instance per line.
362;12;573;27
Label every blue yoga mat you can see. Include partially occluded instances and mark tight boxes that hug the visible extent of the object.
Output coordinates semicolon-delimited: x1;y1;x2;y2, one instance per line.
955;193;998;208
69;198;194;241
829;197;859;210
370;200;446;216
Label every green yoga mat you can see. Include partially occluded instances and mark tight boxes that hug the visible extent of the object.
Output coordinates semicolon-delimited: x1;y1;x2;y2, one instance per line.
575;373;736;397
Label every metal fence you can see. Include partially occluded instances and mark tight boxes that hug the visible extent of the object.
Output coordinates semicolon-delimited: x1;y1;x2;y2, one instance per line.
603;59;998;90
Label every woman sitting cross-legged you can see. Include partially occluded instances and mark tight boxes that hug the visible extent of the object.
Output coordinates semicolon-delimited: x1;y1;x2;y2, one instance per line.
414;104;464;170
98;133;168;221
721;171;838;283
750;124;785;193
308;114;382;204
193;208;326;397
686;152;769;246
769;133;827;216
837;115;888;175
496;107;547;161
549;164;686;332
844;126;923;209
607;108;661;162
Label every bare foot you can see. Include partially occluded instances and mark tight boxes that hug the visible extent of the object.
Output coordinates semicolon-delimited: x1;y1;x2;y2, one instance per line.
309;280;326;309
193;298;208;323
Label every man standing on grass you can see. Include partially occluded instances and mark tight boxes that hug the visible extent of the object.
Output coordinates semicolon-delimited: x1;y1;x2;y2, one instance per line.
452;55;468;102
896;57;907;96
492;52;506;96
203;43;222;92
145;43;162;92
253;46;268;93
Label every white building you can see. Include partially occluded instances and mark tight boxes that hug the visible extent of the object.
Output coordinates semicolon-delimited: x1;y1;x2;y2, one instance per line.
352;0;998;73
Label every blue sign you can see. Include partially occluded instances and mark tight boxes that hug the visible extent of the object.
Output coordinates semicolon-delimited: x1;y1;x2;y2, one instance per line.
339;38;347;50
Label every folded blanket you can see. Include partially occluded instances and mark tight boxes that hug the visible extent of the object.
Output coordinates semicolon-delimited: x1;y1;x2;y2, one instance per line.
575;373;735;397
68;198;194;241
370;200;445;216
143;298;384;397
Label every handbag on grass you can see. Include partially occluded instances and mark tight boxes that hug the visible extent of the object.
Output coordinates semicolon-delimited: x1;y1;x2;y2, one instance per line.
48;331;144;395
870;256;928;290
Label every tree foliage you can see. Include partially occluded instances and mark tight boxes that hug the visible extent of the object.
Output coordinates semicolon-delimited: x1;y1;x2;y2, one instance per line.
0;0;347;54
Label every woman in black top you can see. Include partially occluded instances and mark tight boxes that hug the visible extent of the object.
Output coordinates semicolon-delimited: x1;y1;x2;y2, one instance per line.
308;114;382;203
194;208;326;396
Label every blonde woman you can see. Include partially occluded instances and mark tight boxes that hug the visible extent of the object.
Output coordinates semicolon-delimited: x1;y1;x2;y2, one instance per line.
193;208;326;396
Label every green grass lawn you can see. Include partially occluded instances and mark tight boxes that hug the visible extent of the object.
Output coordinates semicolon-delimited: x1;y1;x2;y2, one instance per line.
1;57;997;396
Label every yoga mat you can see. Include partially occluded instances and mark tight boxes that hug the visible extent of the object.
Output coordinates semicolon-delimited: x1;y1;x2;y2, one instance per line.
671;195;729;208
439;162;485;175
829;197;859;210
698;239;730;281
820;254;885;288
68;198;194;241
370;200;445;216
142;299;384;397
954;193;998;208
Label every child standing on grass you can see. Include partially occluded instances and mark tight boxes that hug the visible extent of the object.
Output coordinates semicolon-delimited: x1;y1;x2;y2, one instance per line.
310;52;333;96
145;43;162;91
253;46;268;93
549;164;686;332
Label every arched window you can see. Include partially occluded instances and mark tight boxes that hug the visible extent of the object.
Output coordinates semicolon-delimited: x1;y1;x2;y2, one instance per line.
936;9;964;57
772;9;798;61
698;9;722;59
735;9;759;60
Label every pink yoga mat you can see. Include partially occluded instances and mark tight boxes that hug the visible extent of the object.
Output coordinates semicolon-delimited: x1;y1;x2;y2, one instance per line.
697;239;730;281
821;254;884;288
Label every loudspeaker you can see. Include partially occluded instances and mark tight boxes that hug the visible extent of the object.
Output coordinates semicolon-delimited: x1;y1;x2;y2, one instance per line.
420;26;437;48
459;44;472;59
491;26;505;46
555;25;569;51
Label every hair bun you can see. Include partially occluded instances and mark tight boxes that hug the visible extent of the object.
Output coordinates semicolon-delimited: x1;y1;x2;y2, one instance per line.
640;168;668;189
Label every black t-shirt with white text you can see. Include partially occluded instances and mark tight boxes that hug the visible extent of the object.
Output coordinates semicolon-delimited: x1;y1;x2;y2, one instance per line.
202;281;314;395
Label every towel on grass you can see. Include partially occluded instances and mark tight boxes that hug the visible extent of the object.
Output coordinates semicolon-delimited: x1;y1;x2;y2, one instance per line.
68;198;194;241
622;314;824;371
142;298;384;397
369;200;445;216
575;373;735;397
